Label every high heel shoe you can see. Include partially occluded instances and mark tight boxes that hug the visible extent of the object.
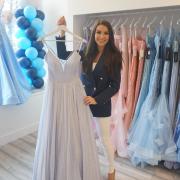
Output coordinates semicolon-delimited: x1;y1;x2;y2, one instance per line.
108;169;115;180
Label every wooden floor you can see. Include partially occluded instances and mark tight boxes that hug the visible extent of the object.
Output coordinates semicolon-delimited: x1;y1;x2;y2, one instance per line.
0;132;180;180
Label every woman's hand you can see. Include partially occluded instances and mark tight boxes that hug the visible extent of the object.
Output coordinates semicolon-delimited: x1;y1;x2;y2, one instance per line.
57;16;66;26
83;96;97;105
57;16;66;37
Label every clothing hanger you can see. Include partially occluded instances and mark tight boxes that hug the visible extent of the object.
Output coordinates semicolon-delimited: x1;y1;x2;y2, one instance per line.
134;17;142;38
121;17;128;27
87;19;95;28
147;16;157;35
110;18;116;27
38;25;87;43
159;16;166;37
159;16;166;25
142;17;148;28
167;16;173;41
113;18;121;31
129;18;135;37
176;17;180;25
169;16;173;29
175;16;180;33
134;17;142;27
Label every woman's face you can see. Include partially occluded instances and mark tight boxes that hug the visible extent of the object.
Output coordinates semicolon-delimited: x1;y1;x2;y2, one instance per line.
95;24;109;50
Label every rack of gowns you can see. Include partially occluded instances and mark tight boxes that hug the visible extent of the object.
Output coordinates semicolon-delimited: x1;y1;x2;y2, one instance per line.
0;3;31;105
81;15;180;167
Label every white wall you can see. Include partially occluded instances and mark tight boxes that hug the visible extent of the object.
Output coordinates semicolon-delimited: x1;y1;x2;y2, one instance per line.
18;0;42;8
67;0;180;15
0;91;44;146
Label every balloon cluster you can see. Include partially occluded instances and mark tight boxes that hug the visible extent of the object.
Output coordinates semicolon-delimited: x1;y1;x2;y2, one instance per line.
14;5;46;89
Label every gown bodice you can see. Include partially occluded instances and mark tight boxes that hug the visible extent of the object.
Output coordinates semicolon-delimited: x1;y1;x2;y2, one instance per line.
46;50;82;83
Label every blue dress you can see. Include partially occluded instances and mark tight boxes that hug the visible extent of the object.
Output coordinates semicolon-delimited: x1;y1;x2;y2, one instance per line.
128;27;177;167
0;8;31;105
128;34;156;142
174;98;180;162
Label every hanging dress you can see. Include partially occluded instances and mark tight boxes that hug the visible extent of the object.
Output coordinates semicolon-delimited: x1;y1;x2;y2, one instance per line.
128;28;177;166
169;37;180;129
111;25;128;157
0;5;31;105
128;34;156;142
32;48;101;180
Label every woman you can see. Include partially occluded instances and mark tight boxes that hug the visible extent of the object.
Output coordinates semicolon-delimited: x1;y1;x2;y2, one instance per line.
57;16;122;180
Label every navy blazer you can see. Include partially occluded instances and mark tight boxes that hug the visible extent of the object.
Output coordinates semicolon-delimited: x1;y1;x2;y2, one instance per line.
56;36;121;117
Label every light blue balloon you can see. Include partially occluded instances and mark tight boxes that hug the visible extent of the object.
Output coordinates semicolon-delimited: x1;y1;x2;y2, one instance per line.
25;47;38;60
32;57;44;69
17;37;31;49
26;78;32;85
31;18;43;32
21;68;32;85
23;5;37;21
37;30;45;38
37;68;46;77
15;29;26;38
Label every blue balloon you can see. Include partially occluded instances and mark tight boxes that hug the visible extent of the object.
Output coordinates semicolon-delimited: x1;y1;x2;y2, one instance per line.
38;49;46;58
15;29;26;38
16;49;25;58
17;37;31;49
16;16;30;29
32;77;44;88
23;5;37;21
37;68;46;77
27;67;37;79
25;47;38;60
32;57;44;69
19;57;32;69
15;9;24;18
36;10;45;20
32;41;44;50
25;27;37;40
31;18;43;32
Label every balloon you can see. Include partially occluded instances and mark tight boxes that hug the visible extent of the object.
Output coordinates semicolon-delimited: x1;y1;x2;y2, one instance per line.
27;67;37;79
36;10;45;20
23;5;37;21
17;37;31;49
32;77;44;88
26;77;32;85
32;57;44;69
31;18;43;32
32;41;44;50
16;16;30;29
21;69;32;85
15;49;25;58
19;57;32;69
15;9;24;18
15;28;26;38
25;27;37;40
37;30;45;38
38;49;46;58
37;68;46;77
25;47;38;60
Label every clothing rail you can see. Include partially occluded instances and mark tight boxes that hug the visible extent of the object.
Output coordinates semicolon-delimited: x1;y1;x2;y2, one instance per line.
88;5;180;18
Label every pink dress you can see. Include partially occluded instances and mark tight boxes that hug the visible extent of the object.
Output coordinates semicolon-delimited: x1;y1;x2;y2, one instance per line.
124;36;145;131
111;25;129;157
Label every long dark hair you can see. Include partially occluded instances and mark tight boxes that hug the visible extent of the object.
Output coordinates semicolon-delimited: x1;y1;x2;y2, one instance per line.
82;19;122;77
